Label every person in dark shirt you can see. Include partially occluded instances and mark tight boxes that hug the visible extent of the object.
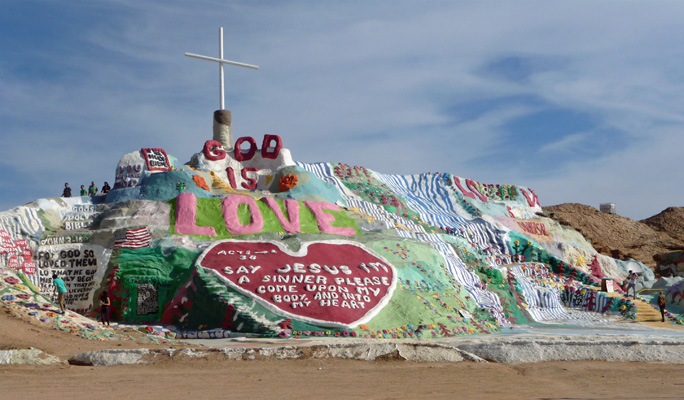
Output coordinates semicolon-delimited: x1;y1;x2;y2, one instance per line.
658;292;667;322
62;183;72;197
99;291;111;326
101;181;111;194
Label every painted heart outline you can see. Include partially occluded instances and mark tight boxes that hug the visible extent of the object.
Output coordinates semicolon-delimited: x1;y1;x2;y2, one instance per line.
196;239;397;328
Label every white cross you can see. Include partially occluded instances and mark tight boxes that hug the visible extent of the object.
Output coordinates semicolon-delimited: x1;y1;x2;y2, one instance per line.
185;27;258;110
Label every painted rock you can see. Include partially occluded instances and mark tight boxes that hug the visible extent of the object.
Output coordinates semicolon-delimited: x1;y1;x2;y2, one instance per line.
197;240;397;328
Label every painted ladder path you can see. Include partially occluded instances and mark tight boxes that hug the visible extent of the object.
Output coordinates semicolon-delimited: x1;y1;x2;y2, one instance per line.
603;291;676;326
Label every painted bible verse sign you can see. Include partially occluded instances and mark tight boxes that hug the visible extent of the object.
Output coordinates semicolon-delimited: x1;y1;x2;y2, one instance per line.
197;240;397;328
35;244;109;314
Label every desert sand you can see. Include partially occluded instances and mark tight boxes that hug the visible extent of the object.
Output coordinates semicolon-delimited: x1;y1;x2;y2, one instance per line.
2;359;682;399
2;309;684;399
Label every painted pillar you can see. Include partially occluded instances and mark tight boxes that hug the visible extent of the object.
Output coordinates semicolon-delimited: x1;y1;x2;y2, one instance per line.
213;110;232;150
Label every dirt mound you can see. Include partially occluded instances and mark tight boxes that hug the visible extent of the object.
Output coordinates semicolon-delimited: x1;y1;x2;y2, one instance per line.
641;207;684;243
544;203;684;268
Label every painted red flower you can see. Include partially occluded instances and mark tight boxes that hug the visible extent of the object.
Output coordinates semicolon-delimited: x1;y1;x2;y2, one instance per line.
4;277;20;285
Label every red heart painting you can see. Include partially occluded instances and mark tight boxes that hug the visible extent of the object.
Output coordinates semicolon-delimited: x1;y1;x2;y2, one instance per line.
197;240;397;328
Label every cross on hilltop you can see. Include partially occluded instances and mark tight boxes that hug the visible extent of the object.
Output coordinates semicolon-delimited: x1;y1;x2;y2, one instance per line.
185;27;259;110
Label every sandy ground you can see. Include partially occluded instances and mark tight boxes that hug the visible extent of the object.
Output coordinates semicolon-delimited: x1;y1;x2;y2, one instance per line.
3;308;684;399
0;306;186;357
2;359;683;399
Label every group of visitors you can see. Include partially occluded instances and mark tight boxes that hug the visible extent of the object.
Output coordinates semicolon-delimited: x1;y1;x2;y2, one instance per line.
61;181;111;197
626;270;669;323
57;182;113;320
52;273;111;325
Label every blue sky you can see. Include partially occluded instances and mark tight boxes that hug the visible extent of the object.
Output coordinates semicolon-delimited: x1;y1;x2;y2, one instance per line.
1;0;683;220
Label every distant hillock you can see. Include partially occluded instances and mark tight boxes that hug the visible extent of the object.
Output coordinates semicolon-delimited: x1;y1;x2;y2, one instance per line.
641;207;684;244
545;203;684;268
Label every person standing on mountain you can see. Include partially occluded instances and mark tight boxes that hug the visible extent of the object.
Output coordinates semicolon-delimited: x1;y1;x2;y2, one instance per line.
99;290;111;326
88;181;98;196
52;273;68;315
658;292;667;322
62;183;72;197
626;270;638;298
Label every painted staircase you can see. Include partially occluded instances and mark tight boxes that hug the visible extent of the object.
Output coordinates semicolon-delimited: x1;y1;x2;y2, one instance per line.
603;291;664;323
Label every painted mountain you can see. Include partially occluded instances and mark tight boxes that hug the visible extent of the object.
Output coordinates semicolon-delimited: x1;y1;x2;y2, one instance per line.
0;131;657;339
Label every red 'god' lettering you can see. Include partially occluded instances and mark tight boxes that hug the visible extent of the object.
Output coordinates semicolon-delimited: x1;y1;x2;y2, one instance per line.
202;135;284;162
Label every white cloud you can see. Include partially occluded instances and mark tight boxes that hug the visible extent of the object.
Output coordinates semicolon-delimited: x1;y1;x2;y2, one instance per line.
1;1;684;219
538;132;590;154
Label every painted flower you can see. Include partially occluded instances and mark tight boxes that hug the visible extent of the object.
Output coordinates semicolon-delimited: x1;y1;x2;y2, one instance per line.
278;174;299;192
4;277;20;285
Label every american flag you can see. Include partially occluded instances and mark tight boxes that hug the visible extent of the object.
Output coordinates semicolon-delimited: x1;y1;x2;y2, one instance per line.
114;227;151;249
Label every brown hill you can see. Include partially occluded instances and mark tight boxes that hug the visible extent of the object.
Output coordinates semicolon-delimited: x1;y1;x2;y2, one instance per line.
641;207;684;244
544;203;684;268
